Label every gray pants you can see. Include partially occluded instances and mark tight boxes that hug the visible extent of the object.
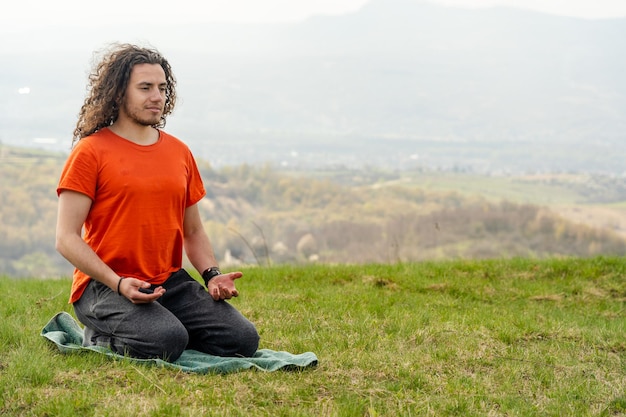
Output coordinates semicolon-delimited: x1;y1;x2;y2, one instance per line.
74;269;259;362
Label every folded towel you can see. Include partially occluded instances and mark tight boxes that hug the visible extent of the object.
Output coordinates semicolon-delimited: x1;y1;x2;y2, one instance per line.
41;311;318;374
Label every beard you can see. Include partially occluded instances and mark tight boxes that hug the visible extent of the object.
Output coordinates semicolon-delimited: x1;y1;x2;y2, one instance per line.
121;102;162;127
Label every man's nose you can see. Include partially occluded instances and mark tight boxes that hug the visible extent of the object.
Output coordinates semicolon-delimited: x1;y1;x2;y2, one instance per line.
150;88;164;101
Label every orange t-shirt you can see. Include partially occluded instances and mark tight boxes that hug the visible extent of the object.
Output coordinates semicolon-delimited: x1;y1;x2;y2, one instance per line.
57;128;206;303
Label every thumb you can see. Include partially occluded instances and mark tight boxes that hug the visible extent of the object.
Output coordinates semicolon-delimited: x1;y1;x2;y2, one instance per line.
228;271;243;280
128;278;150;289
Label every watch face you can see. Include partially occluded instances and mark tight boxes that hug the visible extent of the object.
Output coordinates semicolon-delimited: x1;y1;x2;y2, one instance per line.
203;267;221;281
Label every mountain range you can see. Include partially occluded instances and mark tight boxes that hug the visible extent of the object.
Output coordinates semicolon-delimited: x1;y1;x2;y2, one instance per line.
1;0;624;174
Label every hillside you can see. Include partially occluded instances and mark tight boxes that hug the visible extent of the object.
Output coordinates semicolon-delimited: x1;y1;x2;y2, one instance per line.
1;145;625;278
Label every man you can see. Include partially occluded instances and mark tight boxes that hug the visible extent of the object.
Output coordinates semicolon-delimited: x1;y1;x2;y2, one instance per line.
55;43;259;362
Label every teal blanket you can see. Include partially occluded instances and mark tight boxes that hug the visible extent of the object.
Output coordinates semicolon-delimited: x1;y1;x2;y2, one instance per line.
41;312;318;375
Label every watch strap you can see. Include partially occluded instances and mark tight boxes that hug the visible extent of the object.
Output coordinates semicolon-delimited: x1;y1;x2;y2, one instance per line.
202;267;222;287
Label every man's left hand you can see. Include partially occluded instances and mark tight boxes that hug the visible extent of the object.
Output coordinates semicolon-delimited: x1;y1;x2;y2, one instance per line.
207;271;242;301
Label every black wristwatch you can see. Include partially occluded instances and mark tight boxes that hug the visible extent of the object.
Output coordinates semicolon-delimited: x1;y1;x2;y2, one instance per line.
202;266;222;287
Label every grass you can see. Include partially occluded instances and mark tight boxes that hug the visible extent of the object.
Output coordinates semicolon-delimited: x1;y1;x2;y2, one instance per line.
1;257;625;416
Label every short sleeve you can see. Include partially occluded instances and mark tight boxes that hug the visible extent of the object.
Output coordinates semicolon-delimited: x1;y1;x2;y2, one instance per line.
186;151;207;207
57;140;98;200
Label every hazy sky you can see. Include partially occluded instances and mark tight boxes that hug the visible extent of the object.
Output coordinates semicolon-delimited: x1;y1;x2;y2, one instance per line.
2;0;625;31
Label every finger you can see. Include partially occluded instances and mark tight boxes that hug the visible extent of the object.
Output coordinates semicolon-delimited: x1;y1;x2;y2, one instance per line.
220;286;229;299
151;287;166;297
130;292;162;304
222;286;235;299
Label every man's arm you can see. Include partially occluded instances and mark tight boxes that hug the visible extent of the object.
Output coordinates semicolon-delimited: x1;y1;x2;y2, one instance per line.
183;203;241;300
55;190;162;302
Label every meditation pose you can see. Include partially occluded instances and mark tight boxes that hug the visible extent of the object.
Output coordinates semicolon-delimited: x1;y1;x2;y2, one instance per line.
55;43;259;361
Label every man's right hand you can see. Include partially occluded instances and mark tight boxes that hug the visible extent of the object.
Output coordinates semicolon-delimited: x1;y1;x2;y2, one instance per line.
118;277;165;304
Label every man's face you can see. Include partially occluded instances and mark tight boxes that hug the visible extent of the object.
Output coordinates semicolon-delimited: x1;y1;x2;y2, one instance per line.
119;63;167;126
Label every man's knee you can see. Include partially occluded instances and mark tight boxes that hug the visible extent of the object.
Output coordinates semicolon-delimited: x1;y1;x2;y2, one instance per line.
116;320;189;362
157;323;189;361
236;320;260;357
189;318;259;358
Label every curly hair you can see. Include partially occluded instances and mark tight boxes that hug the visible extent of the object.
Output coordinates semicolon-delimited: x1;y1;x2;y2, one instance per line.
72;43;177;146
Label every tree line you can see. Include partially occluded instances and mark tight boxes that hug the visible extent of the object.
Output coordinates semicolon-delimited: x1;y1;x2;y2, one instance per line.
1;145;625;278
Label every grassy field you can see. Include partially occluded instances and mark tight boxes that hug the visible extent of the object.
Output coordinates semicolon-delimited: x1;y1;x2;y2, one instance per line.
1;257;625;416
